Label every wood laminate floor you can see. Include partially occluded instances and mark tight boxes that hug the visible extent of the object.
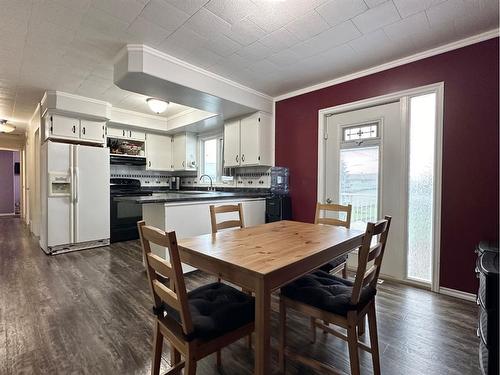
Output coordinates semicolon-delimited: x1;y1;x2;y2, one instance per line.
0;217;480;374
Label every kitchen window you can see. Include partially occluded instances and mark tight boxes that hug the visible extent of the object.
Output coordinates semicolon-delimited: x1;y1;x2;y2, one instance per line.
199;134;223;182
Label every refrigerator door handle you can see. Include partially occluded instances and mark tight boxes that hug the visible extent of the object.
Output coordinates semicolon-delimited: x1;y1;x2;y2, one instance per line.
70;146;75;244
74;146;79;243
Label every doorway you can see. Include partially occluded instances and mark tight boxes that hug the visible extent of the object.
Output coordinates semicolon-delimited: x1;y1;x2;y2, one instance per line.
318;83;443;291
0;150;21;216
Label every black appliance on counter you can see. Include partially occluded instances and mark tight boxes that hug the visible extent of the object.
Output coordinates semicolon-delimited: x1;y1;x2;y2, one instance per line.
110;178;151;243
266;195;292;223
475;240;498;375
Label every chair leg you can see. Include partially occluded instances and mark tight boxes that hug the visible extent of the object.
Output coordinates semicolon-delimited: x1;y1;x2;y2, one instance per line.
358;316;366;336
170;345;180;367
309;317;317;342
368;303;381;375
278;298;287;374
185;357;197;375
216;349;222;369
347;318;361;375
151;322;163;375
342;263;348;279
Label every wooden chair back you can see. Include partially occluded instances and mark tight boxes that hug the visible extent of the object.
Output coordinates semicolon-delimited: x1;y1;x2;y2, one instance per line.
209;203;245;234
351;216;392;305
137;221;193;336
314;203;352;228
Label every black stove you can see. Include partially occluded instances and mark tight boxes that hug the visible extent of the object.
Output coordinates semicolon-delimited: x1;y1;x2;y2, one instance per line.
110;178;152;243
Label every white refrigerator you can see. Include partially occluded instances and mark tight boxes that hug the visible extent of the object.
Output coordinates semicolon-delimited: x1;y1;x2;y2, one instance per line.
40;141;110;255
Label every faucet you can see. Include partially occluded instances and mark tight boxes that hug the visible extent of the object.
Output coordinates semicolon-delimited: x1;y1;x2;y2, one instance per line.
199;174;214;191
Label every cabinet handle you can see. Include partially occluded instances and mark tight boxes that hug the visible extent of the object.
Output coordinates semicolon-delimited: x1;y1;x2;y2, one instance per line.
72;125;76;133
148;161;151;167
182;161;185;168
242;154;245;162
82;127;86;135
122;130;125;137
236;155;239;163
129;130;132;137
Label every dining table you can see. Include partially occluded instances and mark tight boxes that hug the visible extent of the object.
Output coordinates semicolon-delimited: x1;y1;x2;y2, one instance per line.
177;220;364;375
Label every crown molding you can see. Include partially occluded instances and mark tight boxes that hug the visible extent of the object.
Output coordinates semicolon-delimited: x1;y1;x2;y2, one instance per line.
274;28;499;102
124;44;274;102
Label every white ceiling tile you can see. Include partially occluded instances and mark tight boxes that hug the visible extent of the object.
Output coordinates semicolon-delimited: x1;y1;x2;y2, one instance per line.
290;20;361;59
259;28;300;53
206;34;243;57
246;59;280;74
454;1;499;38
268;48;303;66
285;10;330;41
31;0;87;31
384;11;430;41
224;17;266;46
349;29;391;53
317;0;367;27
205;0;256;24
140;0;190;32
247;1;300;32
185;47;224;69
80;6;131;40
127;16;174;46
393;0;445;18
364;0;388;8
160;27;209;58
426;0;478;27
164;0;207;16
184;7;232;38
91;0;146;24
236;41;273;61
352;1;401;34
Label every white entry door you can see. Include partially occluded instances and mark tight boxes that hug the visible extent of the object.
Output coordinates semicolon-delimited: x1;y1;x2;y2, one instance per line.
325;101;406;280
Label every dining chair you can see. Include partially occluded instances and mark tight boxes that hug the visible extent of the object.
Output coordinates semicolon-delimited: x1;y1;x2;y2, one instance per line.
278;216;392;375
209;203;245;234
137;221;255;375
209;203;253;348
315;202;352;278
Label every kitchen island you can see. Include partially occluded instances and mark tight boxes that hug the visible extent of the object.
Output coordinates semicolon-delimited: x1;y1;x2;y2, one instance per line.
118;190;270;272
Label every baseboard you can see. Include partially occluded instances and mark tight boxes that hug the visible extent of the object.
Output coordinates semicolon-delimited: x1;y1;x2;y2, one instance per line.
439;287;477;302
0;213;15;216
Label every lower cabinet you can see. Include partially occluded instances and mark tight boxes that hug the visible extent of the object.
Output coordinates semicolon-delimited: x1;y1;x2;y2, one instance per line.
146;133;172;171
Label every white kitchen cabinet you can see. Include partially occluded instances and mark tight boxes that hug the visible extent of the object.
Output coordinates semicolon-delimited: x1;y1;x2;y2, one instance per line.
47;115;80;140
146;133;172;171
223;112;273;167
172;132;197;171
45;114;106;145
107;126;146;141
223;119;240;167
80;120;106;143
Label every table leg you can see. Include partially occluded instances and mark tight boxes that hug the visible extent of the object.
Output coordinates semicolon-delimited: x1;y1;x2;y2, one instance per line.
254;279;271;375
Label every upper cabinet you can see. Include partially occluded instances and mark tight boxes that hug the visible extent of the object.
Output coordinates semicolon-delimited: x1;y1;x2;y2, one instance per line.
107;126;146;141
173;132;197;171
223;112;273;168
146;133;172;171
44;114;106;144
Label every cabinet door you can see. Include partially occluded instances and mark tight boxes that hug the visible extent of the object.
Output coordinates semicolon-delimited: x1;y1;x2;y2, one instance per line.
107;127;127;138
240;114;260;165
130;130;146;141
49;115;79;139
80;120;106;143
146;134;172;171
172;133;186;170
185;133;197;170
223;120;240;167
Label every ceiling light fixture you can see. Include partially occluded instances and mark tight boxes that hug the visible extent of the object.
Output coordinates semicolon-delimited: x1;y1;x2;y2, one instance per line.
146;98;168;114
0;119;15;133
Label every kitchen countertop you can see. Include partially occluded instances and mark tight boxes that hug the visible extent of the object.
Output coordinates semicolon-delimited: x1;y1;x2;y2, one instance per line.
115;190;270;204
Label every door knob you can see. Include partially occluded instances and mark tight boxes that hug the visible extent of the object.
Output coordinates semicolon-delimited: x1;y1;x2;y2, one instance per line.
326;198;332;204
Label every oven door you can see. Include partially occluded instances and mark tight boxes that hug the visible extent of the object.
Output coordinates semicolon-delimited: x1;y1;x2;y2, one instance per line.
110;195;145;243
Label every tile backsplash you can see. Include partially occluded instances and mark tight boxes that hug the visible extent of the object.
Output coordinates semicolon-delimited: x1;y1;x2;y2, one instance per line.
111;165;271;189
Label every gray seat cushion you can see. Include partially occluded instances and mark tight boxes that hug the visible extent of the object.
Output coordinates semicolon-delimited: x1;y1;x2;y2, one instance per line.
162;282;254;341
319;254;348;273
281;270;376;316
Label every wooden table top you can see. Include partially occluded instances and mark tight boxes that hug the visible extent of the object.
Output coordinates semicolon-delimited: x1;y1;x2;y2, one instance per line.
178;220;364;277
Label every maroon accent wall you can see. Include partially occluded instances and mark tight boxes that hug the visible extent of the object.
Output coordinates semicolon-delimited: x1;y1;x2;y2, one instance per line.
275;38;499;294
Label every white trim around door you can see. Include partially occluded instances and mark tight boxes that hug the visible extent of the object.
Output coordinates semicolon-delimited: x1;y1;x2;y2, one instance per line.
317;82;444;293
